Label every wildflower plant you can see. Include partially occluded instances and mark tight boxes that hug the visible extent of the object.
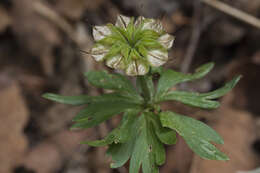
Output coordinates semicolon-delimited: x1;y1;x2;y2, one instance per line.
43;15;241;173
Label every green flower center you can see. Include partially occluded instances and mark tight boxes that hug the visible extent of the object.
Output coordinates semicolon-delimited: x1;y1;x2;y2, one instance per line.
121;31;137;48
104;19;164;61
91;15;174;76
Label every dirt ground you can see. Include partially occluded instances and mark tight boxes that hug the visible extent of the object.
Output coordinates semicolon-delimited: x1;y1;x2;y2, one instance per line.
0;0;260;173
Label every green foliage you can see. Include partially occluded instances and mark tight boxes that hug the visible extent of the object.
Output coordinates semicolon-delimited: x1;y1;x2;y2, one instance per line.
107;113;166;173
43;63;241;173
42;93;92;105
156;62;214;98
160;111;228;160
157;75;241;109
85;71;142;101
129;114;165;173
81;109;139;146
148;113;177;145
136;75;155;102
71;94;141;129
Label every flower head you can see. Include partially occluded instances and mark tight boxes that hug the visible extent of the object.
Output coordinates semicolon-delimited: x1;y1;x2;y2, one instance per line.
91;14;175;76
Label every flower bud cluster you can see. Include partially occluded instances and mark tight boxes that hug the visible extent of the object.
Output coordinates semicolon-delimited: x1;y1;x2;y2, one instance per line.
91;15;174;76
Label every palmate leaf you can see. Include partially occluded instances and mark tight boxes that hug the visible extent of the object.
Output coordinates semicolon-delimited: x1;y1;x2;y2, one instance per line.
81;109;139;146
105;109;140;169
199;75;241;99
107;113;167;173
85;70;130;90
160;111;229;160
71;93;141;129
107;140;136;168
85;70;141;101
156;62;214;98
158;76;241;109
148;113;177;145
130;114;165;173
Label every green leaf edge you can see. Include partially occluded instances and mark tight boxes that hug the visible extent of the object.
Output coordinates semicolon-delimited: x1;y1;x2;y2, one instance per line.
159;111;229;161
42;93;92;105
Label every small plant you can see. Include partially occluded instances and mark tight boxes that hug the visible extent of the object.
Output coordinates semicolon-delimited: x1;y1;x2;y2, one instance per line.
43;14;241;173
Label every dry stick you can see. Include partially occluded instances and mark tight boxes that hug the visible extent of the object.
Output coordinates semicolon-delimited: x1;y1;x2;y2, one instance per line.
33;1;92;55
180;1;202;90
32;1;77;42
201;0;260;29
181;1;202;74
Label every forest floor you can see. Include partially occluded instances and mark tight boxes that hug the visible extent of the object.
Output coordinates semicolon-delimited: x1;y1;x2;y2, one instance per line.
0;0;260;173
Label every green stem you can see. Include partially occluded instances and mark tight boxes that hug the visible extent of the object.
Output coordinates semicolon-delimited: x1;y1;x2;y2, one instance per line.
137;74;154;105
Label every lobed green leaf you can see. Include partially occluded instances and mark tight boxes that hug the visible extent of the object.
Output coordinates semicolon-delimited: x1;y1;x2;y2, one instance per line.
107;141;136;168
81;109;139;146
159;111;229;160
158;75;241;109
129;114;165;173
156;62;214;98
42;93;92;105
160;91;220;109
107;113;166;173
71;94;141;129
85;71;141;101
147;113;177;145
200;75;241;99
106;110;140;168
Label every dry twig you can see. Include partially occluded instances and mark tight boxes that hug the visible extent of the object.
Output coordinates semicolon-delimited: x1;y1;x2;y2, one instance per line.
201;0;260;29
181;1;202;74
32;1;76;42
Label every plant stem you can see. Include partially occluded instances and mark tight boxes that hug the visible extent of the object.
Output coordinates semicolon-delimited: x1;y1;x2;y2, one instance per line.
138;75;153;104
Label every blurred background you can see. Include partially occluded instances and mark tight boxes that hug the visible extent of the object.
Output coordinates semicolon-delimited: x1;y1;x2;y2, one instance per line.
0;0;260;173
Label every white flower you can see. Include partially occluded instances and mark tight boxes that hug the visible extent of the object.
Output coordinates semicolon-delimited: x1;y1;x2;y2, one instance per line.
90;14;175;76
158;34;175;49
106;55;124;69
115;15;131;29
93;26;112;41
91;44;109;61
147;50;168;67
142;18;164;34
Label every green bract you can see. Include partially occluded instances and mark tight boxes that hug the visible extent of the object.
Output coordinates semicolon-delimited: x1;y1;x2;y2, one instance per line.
43;60;241;173
91;14;175;76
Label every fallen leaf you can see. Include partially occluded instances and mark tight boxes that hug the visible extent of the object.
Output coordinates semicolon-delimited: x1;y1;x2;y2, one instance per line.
0;81;29;173
0;5;11;32
55;0;87;20
23;142;62;173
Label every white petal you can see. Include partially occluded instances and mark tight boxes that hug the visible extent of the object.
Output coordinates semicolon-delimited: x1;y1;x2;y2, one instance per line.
115;15;131;29
106;55;124;69
147;49;168;67
135;16;145;27
91;44;109;61
136;61;149;75
142;18;164;33
142;18;154;30
93;25;112;41
126;61;137;76
158;33;175;49
125;60;149;76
